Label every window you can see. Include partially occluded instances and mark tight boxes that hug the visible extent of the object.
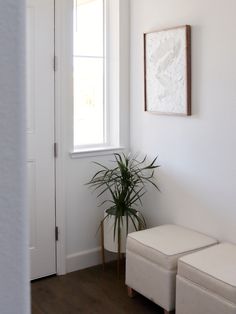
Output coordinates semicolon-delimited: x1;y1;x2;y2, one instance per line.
73;0;106;149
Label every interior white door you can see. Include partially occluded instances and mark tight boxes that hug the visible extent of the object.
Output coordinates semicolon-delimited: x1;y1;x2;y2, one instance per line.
27;0;56;280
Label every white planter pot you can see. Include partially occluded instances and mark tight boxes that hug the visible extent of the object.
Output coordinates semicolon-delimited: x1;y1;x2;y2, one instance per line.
103;211;137;253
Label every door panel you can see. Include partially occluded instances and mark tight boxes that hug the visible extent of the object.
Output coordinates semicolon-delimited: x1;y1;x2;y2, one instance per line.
27;0;56;280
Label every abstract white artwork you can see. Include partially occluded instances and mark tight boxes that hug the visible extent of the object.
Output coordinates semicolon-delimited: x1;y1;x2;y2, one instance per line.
144;25;191;115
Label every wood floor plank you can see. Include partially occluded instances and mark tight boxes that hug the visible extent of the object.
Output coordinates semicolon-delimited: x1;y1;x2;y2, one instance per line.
31;262;162;314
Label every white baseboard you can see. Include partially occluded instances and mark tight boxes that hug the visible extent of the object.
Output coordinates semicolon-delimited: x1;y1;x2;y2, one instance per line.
66;247;117;273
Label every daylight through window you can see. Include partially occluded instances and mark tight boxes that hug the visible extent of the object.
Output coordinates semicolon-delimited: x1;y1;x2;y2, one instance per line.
73;0;106;148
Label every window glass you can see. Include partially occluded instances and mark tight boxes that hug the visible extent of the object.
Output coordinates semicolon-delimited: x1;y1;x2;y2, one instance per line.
73;0;105;148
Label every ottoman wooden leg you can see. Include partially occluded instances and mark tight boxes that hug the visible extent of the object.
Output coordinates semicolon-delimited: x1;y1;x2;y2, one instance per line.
127;286;136;298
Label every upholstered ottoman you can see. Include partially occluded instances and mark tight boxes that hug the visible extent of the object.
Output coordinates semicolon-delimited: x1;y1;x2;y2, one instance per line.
176;243;236;314
125;224;217;313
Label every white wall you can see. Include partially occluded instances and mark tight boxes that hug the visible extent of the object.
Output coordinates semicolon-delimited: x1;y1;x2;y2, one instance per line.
0;1;30;313
56;0;130;273
65;155;121;272
130;0;236;242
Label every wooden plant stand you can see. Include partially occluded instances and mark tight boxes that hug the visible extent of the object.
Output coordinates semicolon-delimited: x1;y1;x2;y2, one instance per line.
100;220;124;277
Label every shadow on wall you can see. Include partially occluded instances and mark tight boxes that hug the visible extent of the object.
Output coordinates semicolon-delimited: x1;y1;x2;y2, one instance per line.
142;168;233;242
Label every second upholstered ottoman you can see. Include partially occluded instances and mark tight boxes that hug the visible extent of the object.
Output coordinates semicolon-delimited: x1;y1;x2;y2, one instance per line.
176;243;236;314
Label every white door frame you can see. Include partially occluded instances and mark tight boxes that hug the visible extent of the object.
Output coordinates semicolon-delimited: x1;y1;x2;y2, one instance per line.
27;0;58;279
54;0;73;275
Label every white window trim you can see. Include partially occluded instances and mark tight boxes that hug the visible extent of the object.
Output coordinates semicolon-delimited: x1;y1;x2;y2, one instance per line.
70;146;125;159
71;0;130;158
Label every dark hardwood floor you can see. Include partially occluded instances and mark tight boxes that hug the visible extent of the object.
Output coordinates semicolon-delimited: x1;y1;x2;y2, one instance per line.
31;261;163;314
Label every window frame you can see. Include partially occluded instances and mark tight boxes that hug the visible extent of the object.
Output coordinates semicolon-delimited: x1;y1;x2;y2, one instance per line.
65;0;129;158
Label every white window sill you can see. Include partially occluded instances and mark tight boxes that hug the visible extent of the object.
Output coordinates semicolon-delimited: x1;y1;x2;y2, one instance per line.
70;146;125;159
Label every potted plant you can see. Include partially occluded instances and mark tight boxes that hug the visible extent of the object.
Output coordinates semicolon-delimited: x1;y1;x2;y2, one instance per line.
87;153;160;256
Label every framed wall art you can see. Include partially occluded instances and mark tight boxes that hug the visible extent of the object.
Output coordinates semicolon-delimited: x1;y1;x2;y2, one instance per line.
144;25;191;115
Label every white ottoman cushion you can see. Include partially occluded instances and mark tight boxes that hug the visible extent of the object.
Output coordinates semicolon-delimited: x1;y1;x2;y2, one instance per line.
126;224;217;311
127;224;217;270
178;243;236;304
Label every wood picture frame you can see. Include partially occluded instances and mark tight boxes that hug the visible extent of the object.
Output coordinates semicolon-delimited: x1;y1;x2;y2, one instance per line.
144;25;191;116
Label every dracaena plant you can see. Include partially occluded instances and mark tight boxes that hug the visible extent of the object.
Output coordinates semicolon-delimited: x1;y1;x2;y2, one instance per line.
87;153;160;242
